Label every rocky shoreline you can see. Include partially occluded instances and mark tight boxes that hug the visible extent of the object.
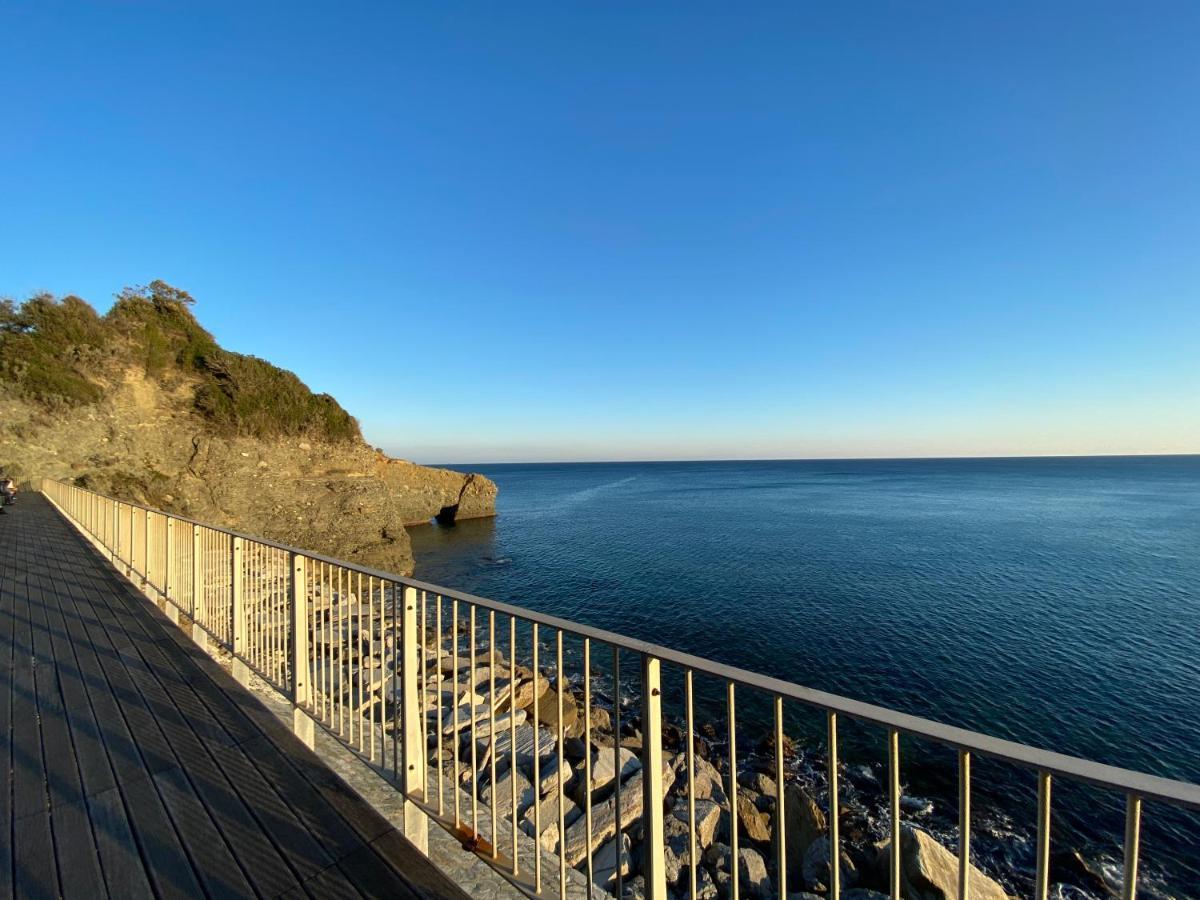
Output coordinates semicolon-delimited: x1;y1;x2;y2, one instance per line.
414;626;1138;900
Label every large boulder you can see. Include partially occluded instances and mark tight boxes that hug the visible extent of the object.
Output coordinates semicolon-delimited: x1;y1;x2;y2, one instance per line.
508;669;551;712
578;746;641;801
739;847;774;899
535;681;583;738
737;793;774;843
802;836;859;893
592;833;632;890
898;826;1012;900
520;791;581;853
692;754;729;806
741;771;778;798
782;783;826;880
480;764;534;820
560;757;675;866
479;722;555;775
537;754;575;797
672;798;722;849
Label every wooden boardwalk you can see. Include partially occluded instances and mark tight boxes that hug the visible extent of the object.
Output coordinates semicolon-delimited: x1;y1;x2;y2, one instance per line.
0;493;468;900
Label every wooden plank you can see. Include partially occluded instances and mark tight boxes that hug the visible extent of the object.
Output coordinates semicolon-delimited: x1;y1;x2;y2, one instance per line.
285;862;363;900
29;585;87;812
13;808;60;900
97;569;262;747
369;829;472;900
151;764;255;898
38;564;118;799
24;571;105;899
238;735;366;863
11;562;48;824
119;772;206;900
174;744;302;898
0;532;18;900
333;843;422;899
86;785;154;898
48;798;105;899
208;742;335;882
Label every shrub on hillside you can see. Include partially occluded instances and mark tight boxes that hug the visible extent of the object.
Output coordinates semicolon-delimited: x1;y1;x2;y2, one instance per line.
193;350;360;441
0;282;361;443
0;293;108;405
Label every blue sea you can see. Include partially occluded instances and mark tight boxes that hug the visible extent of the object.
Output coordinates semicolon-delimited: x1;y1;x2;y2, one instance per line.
410;456;1200;895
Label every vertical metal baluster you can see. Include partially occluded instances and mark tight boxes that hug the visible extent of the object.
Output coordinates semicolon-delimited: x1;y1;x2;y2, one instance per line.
489;609;497;858
958;750;970;900
250;547;258;672
436;595;445;817
583;638;594;889
556;629;566;900
358;572;366;750
890;731;902;900
420;590;428;799
393;582;400;780
310;558;318;712
1123;794;1141;900
324;565;332;727
729;682;739;900
1035;771;1051;900
452;599;461;828
509;615;519;876
349;572;356;745
613;646;623;900
282;550;288;687
338;568;346;737
470;604;479;838
372;578;376;763
263;546;270;673
775;695;786;900
828;711;840;900
366;575;374;755
686;669;696;900
265;548;272;680
259;545;266;671
329;564;336;726
532;622;541;895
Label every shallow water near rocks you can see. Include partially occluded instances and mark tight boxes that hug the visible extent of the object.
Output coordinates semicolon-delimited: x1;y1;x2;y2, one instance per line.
410;456;1200;895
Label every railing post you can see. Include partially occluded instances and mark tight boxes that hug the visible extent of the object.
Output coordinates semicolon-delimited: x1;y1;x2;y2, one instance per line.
231;537;249;685
400;585;428;851
142;507;150;586
192;524;203;645
163;517;179;625
640;653;667;900
290;552;314;748
165;518;174;602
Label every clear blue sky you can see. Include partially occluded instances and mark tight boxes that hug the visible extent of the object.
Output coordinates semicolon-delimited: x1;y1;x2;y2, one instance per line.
3;3;1197;463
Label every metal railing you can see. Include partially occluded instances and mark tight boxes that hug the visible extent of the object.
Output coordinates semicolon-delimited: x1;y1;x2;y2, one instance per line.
40;479;1200;899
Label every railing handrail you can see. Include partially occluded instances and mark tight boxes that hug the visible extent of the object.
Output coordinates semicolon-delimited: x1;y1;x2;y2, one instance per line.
40;478;1200;813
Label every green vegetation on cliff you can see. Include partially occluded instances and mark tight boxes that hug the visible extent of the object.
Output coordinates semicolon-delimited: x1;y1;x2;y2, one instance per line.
0;281;359;442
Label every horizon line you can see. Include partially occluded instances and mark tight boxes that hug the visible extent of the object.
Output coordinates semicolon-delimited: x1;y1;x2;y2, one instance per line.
417;450;1200;467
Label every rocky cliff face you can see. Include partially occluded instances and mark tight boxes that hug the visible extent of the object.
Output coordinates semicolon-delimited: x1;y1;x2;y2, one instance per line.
0;285;496;575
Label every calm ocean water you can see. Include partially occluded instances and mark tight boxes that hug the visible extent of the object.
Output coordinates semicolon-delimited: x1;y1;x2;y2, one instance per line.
410;456;1200;894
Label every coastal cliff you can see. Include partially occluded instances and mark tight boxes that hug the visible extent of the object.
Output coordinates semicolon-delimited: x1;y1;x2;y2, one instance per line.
0;282;496;574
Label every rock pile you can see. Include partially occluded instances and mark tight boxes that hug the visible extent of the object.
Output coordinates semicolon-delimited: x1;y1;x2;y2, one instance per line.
404;630;1018;899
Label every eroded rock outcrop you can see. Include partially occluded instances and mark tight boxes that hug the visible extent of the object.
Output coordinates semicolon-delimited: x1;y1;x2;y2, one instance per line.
0;286;496;575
